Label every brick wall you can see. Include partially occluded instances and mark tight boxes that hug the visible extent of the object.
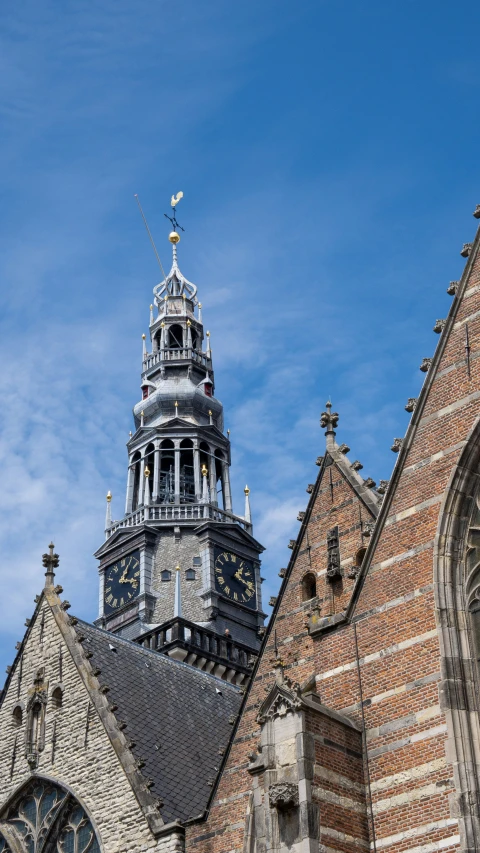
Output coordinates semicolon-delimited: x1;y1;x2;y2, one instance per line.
186;223;480;853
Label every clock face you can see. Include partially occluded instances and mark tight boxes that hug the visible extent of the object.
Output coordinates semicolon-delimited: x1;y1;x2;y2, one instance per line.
214;549;257;609
104;550;140;615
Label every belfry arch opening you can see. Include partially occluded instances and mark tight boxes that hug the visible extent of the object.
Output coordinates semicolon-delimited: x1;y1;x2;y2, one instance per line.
180;439;195;503
131;451;141;512
215;449;226;509
159;439;175;503
168;324;183;349
144;443;155;499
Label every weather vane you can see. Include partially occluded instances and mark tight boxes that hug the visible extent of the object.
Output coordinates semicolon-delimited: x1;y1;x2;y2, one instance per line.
164;191;185;235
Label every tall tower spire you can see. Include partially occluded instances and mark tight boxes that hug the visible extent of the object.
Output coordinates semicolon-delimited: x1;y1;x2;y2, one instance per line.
95;195;265;660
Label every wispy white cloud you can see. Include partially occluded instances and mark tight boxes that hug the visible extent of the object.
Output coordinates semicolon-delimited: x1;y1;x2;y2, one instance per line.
0;0;474;677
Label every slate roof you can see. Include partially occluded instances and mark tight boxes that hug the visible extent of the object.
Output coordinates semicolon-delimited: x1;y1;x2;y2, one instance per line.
76;620;243;824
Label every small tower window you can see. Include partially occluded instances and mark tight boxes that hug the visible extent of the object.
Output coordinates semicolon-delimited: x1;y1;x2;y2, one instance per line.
52;686;63;708
142;386;149;400
204;383;212;397
355;547;367;568
302;572;317;601
193;556;202;566
185;567;196;581
161;569;171;582
12;705;23;727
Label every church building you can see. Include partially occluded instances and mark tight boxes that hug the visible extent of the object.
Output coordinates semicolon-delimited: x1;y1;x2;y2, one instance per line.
1;200;480;853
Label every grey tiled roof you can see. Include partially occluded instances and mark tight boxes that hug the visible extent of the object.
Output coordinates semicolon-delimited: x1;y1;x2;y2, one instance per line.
76;620;242;823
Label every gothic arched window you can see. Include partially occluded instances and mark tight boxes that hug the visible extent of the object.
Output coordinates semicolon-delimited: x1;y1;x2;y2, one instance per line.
355;547;367;569
302;573;317;601
0;779;101;853
12;704;23;727
51;686;63;709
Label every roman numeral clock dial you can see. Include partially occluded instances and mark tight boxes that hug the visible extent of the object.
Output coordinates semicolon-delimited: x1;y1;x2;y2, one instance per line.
104;550;140;615
214;550;257;609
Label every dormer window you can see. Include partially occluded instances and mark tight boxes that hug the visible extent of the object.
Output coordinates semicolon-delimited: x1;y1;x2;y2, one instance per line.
204;383;212;397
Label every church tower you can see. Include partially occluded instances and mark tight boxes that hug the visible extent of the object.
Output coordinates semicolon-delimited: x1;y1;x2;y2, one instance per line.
94;198;265;675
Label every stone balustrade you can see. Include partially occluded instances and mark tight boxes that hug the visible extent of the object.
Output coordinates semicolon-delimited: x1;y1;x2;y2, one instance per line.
134;616;258;685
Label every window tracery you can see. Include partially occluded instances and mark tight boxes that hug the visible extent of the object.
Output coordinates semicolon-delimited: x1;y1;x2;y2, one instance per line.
0;780;100;853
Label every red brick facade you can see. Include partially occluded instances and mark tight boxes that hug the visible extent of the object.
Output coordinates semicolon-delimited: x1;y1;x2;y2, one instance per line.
185;219;480;853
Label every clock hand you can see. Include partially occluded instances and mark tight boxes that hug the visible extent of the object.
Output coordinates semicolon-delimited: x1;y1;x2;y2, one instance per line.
234;572;253;589
119;568;128;584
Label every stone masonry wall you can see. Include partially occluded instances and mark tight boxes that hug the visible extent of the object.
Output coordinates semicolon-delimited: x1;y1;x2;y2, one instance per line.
152;528;205;625
0;598;179;853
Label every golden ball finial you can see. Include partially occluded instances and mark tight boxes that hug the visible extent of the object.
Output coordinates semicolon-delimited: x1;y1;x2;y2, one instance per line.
144;467;150;478
169;231;181;244
187;319;191;326
206;330;210;337
201;463;208;477
142;333;146;340
106;491;112;502
175;564;181;572
244;485;250;496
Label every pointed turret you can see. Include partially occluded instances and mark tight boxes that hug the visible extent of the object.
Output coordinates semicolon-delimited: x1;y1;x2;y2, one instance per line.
244;485;252;526
105;491;112;533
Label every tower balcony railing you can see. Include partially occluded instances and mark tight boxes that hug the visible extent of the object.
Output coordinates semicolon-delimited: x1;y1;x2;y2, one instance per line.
134;615;258;684
106;501;251;536
143;348;212;371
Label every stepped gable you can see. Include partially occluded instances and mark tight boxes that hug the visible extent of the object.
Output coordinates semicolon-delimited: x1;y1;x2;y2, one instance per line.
74;620;243;824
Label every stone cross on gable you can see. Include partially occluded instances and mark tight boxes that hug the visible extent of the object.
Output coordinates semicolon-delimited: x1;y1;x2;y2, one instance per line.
42;542;59;587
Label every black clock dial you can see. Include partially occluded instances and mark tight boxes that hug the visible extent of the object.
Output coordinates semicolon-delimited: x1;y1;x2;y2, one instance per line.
214;549;257;609
104;550;140;615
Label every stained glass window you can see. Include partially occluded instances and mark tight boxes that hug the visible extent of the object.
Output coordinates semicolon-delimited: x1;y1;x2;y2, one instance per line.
0;780;100;853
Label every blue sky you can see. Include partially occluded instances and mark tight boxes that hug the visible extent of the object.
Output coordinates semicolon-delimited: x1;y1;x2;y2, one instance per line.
0;0;479;672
